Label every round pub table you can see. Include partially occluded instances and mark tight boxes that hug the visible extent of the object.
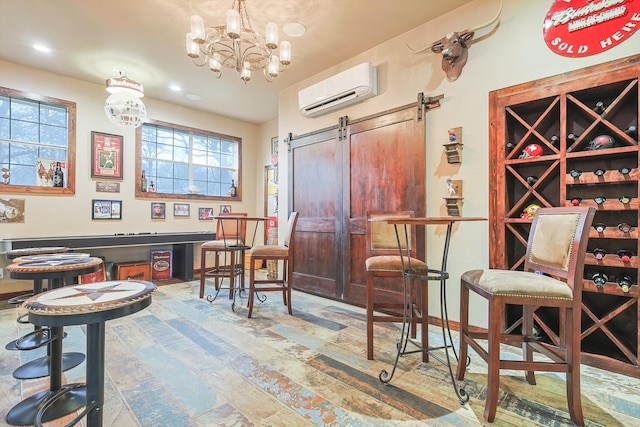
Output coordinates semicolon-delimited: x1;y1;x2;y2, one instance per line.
5;254;103;426
25;280;155;427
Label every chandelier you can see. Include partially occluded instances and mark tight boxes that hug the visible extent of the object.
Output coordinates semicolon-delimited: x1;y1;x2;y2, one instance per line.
186;0;292;83
104;74;147;128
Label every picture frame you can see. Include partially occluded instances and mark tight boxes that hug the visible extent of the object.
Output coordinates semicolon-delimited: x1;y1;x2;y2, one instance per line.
173;203;190;217
91;131;123;179
270;136;278;155
151;202;166;219
199;207;214;220
92;199;122;220
220;204;231;214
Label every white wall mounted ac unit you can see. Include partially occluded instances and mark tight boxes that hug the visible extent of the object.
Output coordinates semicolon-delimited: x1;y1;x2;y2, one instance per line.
298;62;378;118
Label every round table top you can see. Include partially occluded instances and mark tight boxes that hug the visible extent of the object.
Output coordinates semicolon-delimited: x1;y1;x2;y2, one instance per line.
11;252;91;263
7;255;102;273
23;280;155;326
7;246;69;259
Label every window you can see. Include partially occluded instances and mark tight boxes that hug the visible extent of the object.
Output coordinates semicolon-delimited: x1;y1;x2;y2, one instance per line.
0;86;76;194
136;119;241;200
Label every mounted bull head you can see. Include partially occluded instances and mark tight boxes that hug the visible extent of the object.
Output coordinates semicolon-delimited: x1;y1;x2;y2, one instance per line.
408;0;502;81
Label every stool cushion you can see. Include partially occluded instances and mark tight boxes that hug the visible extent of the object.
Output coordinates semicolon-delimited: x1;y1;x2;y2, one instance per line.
202;239;244;249
462;269;573;300
365;255;426;272
250;245;288;257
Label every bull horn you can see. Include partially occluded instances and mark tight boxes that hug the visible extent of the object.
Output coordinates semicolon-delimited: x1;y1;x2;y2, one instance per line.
464;0;502;34
406;43;434;54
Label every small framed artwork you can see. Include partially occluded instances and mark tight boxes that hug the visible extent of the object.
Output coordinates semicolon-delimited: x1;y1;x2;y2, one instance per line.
174;203;190;217
151;202;166;219
220;204;231;214
199;207;214;220
271;136;278;155
92;199;122;220
91;131;123;180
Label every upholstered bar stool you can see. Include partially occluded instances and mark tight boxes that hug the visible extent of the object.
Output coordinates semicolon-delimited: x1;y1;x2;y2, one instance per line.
23;280;155;427
5;247;70;353
5;254;103;426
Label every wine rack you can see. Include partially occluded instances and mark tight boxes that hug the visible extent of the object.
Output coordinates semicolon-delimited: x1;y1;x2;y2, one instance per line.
489;55;640;377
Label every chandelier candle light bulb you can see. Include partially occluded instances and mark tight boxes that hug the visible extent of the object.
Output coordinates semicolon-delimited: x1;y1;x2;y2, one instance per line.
186;0;295;82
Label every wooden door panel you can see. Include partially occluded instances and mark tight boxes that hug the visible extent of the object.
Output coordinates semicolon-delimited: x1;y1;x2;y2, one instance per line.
291;129;341;299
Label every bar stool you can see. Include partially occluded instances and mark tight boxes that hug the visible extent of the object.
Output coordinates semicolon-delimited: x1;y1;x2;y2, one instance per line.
199;212;247;299
5;254;103;426
23;280;155;427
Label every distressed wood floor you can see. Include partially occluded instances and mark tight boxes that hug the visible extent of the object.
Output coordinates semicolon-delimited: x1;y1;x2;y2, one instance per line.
1;277;639;426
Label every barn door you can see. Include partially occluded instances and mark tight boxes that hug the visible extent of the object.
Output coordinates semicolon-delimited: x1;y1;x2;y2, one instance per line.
290;99;435;306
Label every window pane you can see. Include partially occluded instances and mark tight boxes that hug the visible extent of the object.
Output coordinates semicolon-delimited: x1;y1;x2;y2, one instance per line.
11;120;39;142
40;104;67;126
11;99;39;122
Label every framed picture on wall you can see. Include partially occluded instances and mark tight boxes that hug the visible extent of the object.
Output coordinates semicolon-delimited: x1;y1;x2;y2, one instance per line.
199;207;214;220
151;202;166;219
173;203;190;217
220;204;231;213
92;199;122;220
91;131;123;179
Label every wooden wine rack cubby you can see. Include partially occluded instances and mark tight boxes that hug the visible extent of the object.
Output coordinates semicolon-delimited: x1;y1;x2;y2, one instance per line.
489;55;640;377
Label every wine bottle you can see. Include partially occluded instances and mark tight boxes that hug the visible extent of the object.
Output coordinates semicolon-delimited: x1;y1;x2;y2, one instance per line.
591;272;608;288
571;197;582;206
569;169;582;178
593;223;606;233
594;196;606;204
592;248;606;260
617;250;632;262
593;168;606;177
618;223;633;233
617;275;633;293
550;135;560;145
625;125;637;137
526;176;538;185
567;133;579;142
619;167;632;175
619;195;632;204
593;101;606;113
228;179;237;197
148;180;156;193
52;162;64;187
506;141;515;151
141;170;147;192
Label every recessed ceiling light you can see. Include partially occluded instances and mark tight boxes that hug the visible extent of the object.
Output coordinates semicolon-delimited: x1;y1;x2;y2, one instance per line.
33;44;52;53
283;23;306;37
169;85;182;92
186;93;202;101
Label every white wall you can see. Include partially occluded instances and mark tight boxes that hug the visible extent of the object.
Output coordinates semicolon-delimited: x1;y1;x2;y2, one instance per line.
0;61;265;291
277;0;640;327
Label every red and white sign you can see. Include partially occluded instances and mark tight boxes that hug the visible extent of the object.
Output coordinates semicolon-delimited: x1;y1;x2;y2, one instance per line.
543;0;640;57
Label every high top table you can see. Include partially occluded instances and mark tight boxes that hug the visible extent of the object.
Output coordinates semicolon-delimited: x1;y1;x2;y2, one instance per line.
23;280;155;427
374;216;486;404
5;254;103;426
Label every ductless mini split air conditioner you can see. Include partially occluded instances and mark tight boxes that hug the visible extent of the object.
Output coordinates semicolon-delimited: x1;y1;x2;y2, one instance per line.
298;62;378;118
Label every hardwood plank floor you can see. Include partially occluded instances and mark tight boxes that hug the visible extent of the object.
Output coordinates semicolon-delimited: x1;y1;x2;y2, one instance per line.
1;276;638;426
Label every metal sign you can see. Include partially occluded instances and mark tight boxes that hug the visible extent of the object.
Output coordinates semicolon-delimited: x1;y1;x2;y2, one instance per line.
543;0;640;57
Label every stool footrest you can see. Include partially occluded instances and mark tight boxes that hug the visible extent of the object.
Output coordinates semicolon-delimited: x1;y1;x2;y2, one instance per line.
8;292;34;304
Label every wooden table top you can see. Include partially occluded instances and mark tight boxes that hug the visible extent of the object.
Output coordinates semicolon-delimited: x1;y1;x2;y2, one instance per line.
373;216;487;225
213;215;268;221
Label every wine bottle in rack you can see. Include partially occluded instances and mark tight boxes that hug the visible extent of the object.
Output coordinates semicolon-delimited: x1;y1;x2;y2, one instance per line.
617;250;632;262
594;168;606;176
618;223;633;233
592;248;606;260
593;101;606;113
591;272;608;288
567;133;579;142
526;176;538;185
550;135;560;145
506;141;515;151
619;166;632;175
571;197;582;206
570;169;582;178
594;195;606;204
618;196;632;204
593;223;606;233
617;275;633;293
625;125;637;137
